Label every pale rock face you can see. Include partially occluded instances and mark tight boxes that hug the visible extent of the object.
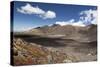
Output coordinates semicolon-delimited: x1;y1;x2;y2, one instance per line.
16;38;23;45
63;59;72;63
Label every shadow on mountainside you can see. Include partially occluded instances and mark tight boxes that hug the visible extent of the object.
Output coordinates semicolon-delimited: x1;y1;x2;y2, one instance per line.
14;34;68;47
14;34;97;48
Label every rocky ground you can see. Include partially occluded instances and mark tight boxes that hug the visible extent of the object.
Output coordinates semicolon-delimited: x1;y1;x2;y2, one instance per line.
13;38;78;66
12;34;97;66
12;24;97;65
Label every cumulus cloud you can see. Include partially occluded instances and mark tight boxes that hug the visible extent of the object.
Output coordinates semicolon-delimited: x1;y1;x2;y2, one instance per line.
17;3;56;19
55;19;75;26
55;9;97;27
40;11;56;19
55;19;85;27
79;9;97;25
72;21;85;27
17;3;45;14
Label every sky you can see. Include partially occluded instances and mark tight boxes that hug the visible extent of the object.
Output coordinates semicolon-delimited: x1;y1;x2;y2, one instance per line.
12;1;97;32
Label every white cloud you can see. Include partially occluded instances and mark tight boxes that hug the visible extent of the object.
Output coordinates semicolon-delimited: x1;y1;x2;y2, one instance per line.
17;3;56;19
56;21;70;26
79;9;97;25
55;9;97;27
55;19;85;27
41;11;56;19
17;3;45;14
69;19;75;23
55;19;75;26
72;21;85;27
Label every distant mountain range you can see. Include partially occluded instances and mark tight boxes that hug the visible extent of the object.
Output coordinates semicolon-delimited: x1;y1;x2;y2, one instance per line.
14;24;97;43
26;24;97;42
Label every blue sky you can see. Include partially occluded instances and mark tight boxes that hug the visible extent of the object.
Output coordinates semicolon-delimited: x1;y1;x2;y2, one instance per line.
12;1;97;32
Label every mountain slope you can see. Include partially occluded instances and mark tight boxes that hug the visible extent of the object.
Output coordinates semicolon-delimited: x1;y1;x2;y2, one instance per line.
13;38;77;65
28;24;97;42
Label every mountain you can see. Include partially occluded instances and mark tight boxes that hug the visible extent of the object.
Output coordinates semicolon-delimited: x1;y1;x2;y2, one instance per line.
13;24;97;65
28;24;97;42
